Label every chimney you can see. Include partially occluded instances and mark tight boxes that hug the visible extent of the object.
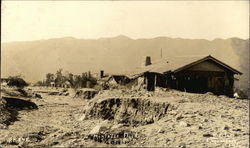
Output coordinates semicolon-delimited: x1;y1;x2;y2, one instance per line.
145;56;152;66
100;70;104;78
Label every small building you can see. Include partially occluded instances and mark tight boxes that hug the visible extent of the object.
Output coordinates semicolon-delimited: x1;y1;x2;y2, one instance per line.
106;75;131;85
50;82;55;87
62;81;71;88
129;55;242;97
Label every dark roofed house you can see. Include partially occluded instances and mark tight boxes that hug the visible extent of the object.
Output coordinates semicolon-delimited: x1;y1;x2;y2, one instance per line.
129;55;242;97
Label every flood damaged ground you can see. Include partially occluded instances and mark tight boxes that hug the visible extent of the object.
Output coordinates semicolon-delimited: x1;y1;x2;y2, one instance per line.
0;87;249;147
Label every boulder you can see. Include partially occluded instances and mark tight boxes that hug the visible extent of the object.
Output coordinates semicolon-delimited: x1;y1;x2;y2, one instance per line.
203;133;213;137
89;120;110;135
179;121;190;127
223;125;229;130
78;114;86;121
35;93;42;99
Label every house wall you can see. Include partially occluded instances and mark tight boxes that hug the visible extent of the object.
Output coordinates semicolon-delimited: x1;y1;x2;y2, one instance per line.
169;60;235;97
144;72;156;91
171;70;234;97
143;72;168;91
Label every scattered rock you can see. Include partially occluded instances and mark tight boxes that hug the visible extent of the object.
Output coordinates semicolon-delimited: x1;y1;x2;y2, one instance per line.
165;138;171;143
18;141;26;147
157;129;165;133
0;124;7;129
110;124;124;130
62;89;68;92
145;115;154;124
223;125;229;130
198;113;203;116
198;125;203;130
232;128;241;132
169;110;177;116
178;99;188;103
178;142;186;148
218;95;227;98
206;92;214;95
78;114;86;121
48;92;59;95
74;89;98;99
176;115;184;120
7;137;18;145
35;93;42;99
203;119;208;122
179;121;190;127
203;133;213;137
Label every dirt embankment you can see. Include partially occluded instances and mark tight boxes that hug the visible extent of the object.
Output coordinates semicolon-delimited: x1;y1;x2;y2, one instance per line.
82;88;249;147
0;87;39;127
0;99;13;126
85;97;171;126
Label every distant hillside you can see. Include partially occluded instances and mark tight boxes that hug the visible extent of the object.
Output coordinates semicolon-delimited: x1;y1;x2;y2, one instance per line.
1;36;249;89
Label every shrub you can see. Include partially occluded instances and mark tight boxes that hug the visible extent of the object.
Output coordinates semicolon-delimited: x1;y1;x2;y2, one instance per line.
7;76;28;88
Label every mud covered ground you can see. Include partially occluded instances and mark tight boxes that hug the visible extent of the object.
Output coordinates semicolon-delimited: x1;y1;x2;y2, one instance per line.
0;87;249;147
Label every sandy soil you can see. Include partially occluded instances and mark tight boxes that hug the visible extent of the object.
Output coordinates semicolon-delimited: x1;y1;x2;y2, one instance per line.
0;87;249;147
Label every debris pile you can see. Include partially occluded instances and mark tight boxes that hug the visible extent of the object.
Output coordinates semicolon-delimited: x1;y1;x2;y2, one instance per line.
31;87;68;96
85;97;171;126
0;87;39;127
0;85;248;147
1;87;43;99
3;97;38;110
74;88;98;99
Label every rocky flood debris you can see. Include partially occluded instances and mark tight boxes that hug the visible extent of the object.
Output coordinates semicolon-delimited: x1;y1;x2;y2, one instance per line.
0;98;13;126
1;88;29;98
2;97;38;110
31;87;71;97
0;126;59;147
84;97;171;126
1;96;38;127
74;89;98;99
0;86;249;147
1;87;43;100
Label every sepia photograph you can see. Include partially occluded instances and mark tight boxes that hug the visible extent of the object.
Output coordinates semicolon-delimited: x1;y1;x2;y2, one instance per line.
0;0;249;147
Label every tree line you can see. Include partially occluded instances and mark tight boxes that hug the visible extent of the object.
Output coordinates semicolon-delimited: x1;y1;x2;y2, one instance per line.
35;69;97;88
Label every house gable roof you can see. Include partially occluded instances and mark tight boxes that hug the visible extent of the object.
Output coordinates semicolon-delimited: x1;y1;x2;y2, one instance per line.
173;55;242;74
128;55;242;78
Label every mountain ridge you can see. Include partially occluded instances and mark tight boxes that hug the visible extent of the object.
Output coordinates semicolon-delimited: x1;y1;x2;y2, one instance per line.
2;36;249;44
1;36;249;90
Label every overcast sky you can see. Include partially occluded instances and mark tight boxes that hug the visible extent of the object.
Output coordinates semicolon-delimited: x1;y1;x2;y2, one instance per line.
1;1;249;42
